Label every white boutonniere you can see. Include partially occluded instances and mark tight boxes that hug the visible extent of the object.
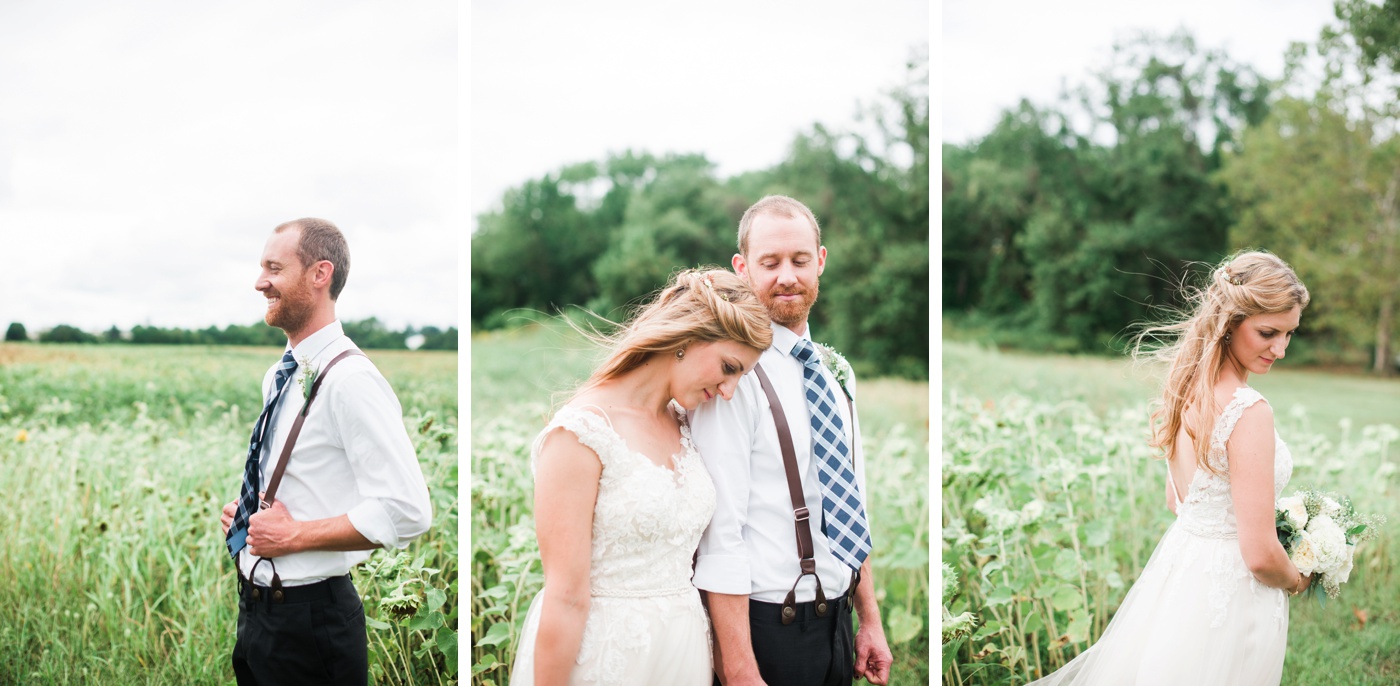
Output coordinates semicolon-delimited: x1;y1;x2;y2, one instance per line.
296;356;319;403
813;342;855;400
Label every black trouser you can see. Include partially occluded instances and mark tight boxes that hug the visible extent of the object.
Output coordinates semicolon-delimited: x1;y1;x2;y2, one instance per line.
713;594;854;686
232;574;368;686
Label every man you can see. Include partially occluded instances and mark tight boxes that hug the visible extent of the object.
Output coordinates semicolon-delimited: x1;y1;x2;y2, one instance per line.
219;218;432;685
692;196;893;686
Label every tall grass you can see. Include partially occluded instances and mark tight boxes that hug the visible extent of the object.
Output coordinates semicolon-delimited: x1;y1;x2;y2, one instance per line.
0;343;459;684
470;323;931;685
942;341;1400;685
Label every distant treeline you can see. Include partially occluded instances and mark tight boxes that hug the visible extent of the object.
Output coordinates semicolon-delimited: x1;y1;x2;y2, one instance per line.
472;50;929;379
4;318;458;351
944;4;1400;374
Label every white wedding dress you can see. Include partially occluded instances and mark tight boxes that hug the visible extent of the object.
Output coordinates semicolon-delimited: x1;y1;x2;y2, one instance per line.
510;404;716;686
1029;386;1291;685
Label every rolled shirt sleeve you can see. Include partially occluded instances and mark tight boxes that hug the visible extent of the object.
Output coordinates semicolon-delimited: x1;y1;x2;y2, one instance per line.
691;374;763;594
332;367;433;550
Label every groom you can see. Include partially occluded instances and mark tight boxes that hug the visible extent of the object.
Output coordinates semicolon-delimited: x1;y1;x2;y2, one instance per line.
219;218;432;685
692;196;892;685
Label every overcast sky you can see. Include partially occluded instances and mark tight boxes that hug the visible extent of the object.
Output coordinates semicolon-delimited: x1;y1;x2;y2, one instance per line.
942;0;1338;144
1;2;456;333
470;0;930;232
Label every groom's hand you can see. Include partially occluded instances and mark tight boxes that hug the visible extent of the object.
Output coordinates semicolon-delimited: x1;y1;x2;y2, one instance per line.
246;500;303;558
220;500;237;536
854;621;892;684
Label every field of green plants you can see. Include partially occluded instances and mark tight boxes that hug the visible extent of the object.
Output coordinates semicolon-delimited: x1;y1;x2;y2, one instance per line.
941;340;1400;685
0;343;459;685
470;323;931;685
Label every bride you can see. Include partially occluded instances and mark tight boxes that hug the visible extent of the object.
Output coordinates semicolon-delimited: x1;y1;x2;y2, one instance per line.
509;268;772;685
1029;251;1313;685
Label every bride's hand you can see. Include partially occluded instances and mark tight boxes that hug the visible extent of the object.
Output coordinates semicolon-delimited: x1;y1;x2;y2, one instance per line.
1288;572;1312;597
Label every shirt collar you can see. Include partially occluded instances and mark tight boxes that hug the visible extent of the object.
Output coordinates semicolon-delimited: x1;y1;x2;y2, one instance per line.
288;320;344;363
770;321;813;356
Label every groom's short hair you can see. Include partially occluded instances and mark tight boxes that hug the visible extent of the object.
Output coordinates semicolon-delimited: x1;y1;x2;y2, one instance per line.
275;218;351;300
737;195;821;256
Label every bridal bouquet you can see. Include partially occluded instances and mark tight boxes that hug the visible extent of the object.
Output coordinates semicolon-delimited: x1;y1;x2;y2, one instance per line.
1275;489;1385;599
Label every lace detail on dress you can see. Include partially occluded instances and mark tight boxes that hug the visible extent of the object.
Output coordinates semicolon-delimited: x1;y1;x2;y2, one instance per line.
534;404;716;685
1174;386;1293;629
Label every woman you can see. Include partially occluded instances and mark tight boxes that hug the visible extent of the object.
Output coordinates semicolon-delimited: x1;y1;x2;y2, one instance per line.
509;268;772;686
1030;251;1312;685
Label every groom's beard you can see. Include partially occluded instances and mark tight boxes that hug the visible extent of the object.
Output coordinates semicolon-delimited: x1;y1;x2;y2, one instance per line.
263;282;315;334
760;282;819;328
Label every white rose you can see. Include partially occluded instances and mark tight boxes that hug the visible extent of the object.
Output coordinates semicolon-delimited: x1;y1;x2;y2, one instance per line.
1321;497;1342;518
1278;496;1308;530
1290;531;1320;576
1327;545;1356;586
1306;515;1348;573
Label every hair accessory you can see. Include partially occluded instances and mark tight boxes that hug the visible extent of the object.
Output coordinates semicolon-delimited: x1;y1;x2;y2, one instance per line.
702;273;731;302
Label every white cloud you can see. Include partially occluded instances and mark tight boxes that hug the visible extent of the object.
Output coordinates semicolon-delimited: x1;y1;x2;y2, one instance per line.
0;1;457;332
942;0;1337;144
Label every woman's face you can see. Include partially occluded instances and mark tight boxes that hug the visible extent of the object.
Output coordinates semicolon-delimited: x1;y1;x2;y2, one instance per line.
671;339;763;411
1227;305;1302;377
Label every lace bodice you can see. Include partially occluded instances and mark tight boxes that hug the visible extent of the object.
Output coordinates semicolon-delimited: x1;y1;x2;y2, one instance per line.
534;404;716;596
1175;387;1293;539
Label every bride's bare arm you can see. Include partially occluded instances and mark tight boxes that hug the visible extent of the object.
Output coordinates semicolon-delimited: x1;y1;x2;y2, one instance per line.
1229;403;1309;593
533;428;603;685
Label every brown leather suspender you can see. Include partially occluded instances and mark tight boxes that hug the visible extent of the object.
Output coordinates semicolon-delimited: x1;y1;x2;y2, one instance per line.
752;362;858;624
261;349;366;506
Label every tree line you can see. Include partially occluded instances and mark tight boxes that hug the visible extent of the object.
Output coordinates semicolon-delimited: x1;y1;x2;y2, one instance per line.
943;1;1400;374
4;318;458;351
471;50;930;379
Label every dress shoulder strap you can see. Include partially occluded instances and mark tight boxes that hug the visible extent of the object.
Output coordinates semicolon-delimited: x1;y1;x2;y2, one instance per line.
1209;387;1267;464
530;404;617;474
1165;461;1183;511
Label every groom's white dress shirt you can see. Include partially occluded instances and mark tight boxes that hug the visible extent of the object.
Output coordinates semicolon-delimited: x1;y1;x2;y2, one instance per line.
237;320;433;586
691;322;868;604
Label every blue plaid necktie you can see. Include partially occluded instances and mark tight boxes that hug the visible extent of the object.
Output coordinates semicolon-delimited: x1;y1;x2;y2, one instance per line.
791;339;871;571
225;349;298;558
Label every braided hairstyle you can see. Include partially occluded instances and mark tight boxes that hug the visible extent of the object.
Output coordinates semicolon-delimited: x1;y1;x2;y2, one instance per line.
1136;250;1310;475
577;268;772;394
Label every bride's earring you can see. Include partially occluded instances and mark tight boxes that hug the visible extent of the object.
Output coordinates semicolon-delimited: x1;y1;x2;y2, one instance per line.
1223;331;1232;345
676;348;685;361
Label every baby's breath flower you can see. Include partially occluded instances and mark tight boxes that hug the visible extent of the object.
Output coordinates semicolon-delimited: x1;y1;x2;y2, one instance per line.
813;342;856;400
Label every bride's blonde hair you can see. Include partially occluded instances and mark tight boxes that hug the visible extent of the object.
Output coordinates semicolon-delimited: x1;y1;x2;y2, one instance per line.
1135;250;1309;474
575;268;772;395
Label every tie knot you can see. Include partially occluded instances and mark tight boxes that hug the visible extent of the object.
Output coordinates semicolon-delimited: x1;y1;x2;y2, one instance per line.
275;349;298;383
790;339;821;368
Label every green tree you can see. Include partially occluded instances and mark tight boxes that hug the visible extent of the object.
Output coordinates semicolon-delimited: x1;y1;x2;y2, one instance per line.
4;322;26;342
342;317;408;350
1220;8;1400;373
418;326;459;351
471;173;603;325
944;31;1270;351
40;324;97;343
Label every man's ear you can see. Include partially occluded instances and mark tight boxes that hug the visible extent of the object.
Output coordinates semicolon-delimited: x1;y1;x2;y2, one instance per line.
732;253;747;279
311;260;335;292
816;245;827;276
